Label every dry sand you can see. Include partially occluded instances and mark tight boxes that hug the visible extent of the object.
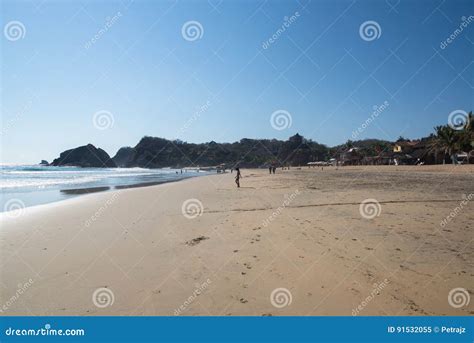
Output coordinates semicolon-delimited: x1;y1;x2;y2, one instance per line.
0;165;473;316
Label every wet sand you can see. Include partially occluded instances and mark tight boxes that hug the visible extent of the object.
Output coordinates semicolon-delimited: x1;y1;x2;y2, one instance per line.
0;165;472;316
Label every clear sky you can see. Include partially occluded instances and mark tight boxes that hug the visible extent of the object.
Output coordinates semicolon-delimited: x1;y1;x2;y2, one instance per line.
1;0;473;163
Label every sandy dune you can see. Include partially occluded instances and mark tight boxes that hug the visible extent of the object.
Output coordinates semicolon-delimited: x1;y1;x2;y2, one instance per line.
1;165;473;316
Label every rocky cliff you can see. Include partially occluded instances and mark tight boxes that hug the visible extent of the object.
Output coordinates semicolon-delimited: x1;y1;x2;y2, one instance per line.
112;147;135;167
50;144;117;168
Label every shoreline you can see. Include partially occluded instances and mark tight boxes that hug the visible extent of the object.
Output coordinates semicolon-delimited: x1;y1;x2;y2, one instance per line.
1;165;472;316
2;164;471;221
2;163;471;215
0;172;209;215
0;173;217;221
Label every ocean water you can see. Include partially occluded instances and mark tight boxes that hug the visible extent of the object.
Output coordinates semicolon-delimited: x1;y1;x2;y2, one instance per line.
1;164;207;212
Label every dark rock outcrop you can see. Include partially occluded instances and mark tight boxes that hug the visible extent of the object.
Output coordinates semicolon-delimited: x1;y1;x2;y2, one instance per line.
50;144;116;168
39;160;49;165
112;147;135;167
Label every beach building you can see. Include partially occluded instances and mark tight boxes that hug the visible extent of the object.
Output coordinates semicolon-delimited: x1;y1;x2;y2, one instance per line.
340;147;363;165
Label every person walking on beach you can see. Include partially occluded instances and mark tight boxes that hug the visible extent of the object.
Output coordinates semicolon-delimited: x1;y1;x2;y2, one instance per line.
272;166;276;174
235;167;242;188
269;166;272;174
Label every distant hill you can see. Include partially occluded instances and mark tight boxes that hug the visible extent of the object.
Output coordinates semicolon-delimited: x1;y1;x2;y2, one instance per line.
112;134;329;168
51;113;473;168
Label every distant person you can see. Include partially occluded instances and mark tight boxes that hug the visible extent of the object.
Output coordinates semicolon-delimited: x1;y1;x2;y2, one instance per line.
235;167;242;188
269;166;272;174
272;166;276;174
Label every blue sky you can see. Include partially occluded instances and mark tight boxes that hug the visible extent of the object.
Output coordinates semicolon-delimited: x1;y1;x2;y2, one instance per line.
1;0;473;163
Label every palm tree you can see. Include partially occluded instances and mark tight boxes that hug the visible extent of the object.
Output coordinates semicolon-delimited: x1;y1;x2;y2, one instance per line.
458;112;474;164
467;111;473;163
429;126;461;164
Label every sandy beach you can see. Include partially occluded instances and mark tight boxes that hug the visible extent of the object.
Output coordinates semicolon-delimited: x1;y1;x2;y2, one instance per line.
1;165;472;316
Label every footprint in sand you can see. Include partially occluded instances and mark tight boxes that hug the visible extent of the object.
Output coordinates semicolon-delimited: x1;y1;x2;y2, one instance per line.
185;236;209;246
250;236;261;243
252;235;261;242
350;288;360;295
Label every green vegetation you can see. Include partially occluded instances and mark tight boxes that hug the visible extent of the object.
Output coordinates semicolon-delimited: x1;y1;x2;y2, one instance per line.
429;111;473;164
110;112;473;168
